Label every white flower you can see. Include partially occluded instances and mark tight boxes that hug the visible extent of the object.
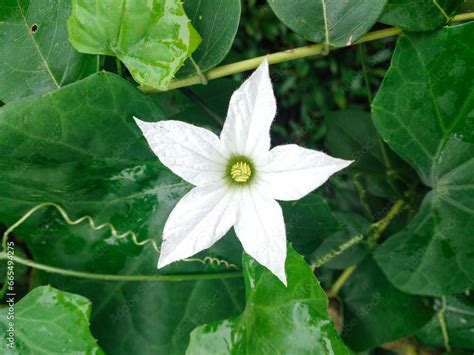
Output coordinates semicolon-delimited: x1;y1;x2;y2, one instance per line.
134;59;352;285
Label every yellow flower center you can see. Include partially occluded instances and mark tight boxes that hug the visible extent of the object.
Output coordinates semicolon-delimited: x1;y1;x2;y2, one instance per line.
230;161;252;183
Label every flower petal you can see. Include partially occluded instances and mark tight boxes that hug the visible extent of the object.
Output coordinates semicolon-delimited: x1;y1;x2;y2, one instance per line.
220;58;276;158
158;184;238;268
258;144;353;201
234;187;287;285
135;118;226;186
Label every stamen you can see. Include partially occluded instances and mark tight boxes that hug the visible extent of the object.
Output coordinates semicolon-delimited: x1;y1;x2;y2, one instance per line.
230;161;252;183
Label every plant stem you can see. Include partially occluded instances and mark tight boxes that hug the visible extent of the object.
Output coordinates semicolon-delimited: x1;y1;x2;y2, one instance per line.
369;199;406;247
311;234;364;269
437;296;451;352
326;198;406;298
139;12;474;93
0;253;242;283
189;57;208;85
327;265;357;298
433;0;450;21
353;173;373;219
116;57;123;77
358;44;373;104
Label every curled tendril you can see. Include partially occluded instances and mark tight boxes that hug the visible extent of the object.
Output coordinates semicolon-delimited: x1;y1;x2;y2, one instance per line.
2;202;160;253
183;256;239;270
1;202;239;270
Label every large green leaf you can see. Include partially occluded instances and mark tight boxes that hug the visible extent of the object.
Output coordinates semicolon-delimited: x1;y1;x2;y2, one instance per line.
0;0;98;102
372;23;474;295
177;0;241;78
267;0;387;47
67;0;201;90
0;286;102;354
340;256;433;351
380;0;464;31
187;244;349;354
0;72;245;354
416;295;474;349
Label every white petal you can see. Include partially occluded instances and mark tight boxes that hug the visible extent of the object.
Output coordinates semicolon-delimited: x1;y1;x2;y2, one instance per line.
258;144;353;201
158;184;238;268
234;187;287;285
220;58;276;158
135;118;226;186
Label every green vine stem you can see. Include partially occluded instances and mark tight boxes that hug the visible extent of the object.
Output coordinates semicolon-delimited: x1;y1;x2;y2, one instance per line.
115;57;123;77
358;44;373;104
0;202;241;299
0;252;242;282
311;234;364;270
437;296;451;352
327;265;357;298
189;57;208;85
353;173;373;219
369;199;406;247
139;13;474;93
326;198;406;298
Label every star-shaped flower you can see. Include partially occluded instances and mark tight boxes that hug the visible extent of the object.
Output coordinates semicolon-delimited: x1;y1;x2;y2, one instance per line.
135;59;352;285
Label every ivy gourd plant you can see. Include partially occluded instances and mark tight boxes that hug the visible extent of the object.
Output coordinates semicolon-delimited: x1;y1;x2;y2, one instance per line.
0;0;473;353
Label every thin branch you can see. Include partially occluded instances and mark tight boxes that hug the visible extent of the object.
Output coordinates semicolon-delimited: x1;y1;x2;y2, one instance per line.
327;265;357;298
189;57;208;84
115;57;123;77
326;198;407;298
437;296;451;352
358;44;373;104
139;13;474;93
0;253;242;283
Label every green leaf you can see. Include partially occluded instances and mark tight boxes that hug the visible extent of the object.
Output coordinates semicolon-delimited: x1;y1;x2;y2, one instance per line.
177;0;241;78
340;256;433;351
267;0;387;47
282;194;343;256
67;0;201;90
0;286;103;354
0;73;245;353
416;295;474;349
187;244;349;354
0;0;98;102
380;0;464;31
372;23;474;296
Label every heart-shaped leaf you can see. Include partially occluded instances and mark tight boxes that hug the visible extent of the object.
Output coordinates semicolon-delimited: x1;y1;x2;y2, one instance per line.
372;23;474;296
0;286;103;354
67;0;201;89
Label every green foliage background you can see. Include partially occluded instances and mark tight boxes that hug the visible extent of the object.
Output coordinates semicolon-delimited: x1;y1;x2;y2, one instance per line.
0;0;473;354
